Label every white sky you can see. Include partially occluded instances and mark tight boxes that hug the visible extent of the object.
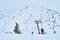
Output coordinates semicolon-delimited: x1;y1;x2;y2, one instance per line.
0;0;60;12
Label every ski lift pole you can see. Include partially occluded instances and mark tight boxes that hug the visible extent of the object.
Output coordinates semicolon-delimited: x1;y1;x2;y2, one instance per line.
35;20;40;34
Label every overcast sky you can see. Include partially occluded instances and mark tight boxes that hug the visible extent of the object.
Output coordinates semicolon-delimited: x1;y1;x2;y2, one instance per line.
0;0;60;12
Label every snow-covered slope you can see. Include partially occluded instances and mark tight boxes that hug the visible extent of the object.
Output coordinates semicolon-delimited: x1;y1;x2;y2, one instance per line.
0;7;60;40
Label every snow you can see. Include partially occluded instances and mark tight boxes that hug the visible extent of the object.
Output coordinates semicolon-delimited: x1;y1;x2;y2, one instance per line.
0;7;60;40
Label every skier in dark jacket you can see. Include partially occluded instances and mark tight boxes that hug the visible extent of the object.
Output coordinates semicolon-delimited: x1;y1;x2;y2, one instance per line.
41;28;44;34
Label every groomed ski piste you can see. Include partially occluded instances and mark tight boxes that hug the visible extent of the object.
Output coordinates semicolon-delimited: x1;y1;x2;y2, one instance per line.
0;6;60;40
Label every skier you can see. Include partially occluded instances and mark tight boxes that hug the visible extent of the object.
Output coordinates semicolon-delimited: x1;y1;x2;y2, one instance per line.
41;28;44;34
